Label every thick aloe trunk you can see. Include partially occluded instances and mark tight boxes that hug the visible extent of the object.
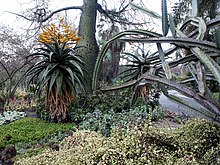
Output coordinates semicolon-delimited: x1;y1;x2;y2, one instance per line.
77;0;99;91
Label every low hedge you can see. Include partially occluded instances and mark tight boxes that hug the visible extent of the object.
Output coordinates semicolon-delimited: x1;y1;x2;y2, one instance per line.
0;117;75;148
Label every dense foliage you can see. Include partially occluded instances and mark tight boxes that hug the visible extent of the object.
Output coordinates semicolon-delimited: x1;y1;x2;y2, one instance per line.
15;118;220;164
26;20;86;122
0;117;75;148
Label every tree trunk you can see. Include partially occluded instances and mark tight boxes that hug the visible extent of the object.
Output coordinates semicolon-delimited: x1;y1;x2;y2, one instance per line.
77;0;99;91
214;0;220;18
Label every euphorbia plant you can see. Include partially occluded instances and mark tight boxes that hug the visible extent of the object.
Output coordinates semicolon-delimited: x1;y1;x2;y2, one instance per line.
26;19;86;122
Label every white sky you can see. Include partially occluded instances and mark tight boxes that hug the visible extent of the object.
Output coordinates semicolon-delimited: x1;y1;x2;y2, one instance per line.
0;0;178;27
0;0;83;28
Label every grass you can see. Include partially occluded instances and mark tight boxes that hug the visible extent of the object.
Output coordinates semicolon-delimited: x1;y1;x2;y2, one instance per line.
0;117;75;148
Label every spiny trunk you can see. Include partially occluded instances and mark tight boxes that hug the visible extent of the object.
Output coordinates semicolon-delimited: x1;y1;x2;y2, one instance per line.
77;0;99;92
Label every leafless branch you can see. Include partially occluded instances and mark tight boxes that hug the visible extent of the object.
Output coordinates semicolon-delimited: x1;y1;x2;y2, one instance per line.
6;6;82;22
41;6;82;22
5;11;33;21
97;3;148;25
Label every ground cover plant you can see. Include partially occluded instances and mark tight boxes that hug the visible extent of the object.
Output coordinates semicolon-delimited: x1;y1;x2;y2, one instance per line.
0;111;26;125
14;118;220;164
0;117;75;149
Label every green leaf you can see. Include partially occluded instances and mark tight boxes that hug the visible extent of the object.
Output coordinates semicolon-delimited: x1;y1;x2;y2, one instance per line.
191;17;206;40
49;52;54;62
60;66;75;87
169;13;176;37
120;37;218;51
71;61;84;76
37;76;51;95
92;29;162;90
56;72;63;95
191;0;198;17
191;47;220;84
129;2;161;20
157;43;172;79
178;17;206;40
49;69;60;92
167;93;216;121
215;29;220;48
187;63;198;84
162;0;168;36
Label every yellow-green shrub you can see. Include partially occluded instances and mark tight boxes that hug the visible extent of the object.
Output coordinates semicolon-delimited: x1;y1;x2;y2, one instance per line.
173;118;220;159
15;119;220;165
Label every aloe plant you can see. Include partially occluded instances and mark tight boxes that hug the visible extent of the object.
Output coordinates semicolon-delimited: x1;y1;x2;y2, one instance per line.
26;20;86;122
92;1;220;123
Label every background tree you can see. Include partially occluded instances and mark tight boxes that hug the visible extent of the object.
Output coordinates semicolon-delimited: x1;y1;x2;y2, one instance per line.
0;25;32;100
9;0;157;91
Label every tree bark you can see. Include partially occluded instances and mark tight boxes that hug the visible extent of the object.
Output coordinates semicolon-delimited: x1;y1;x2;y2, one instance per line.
77;0;99;91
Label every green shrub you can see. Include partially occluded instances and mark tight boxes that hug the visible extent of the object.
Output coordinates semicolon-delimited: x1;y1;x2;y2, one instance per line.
79;105;164;137
70;90;131;113
0;117;75;148
203;143;220;164
173;118;220;159
15;118;220;164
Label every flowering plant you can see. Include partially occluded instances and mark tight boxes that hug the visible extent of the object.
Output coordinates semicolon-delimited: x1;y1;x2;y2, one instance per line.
26;19;86;122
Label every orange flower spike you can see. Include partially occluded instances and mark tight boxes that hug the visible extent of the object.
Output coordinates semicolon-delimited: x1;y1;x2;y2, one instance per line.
71;36;81;41
60;38;68;43
72;29;77;36
60;18;64;23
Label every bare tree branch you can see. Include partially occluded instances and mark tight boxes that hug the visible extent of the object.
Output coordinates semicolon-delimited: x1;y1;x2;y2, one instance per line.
96;3;148;25
41;6;82;22
6;6;82;22
5;11;33;21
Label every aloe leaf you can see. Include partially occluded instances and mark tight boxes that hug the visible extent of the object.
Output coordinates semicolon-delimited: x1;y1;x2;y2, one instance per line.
121;37;218;51
215;29;220;48
191;17;206;40
177;17;206;40
49;69;60;92
191;0;198;17
157;43;172;79
60;66;75;86
167;93;217;121
71;61;84;76
175;28;187;38
169;13;176;37
56;72;63;95
101;79;137;91
129;2;161;20
37;76;51;95
73;74;85;91
196;62;205;95
92;29;162;90
162;0;168;36
187;63;198;84
191;47;220;84
49;52;53;62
